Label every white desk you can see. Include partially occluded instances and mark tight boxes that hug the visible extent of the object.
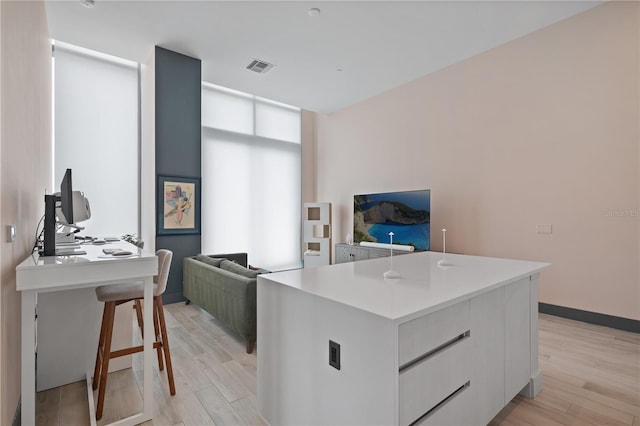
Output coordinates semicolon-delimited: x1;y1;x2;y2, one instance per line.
258;251;551;425
16;242;157;426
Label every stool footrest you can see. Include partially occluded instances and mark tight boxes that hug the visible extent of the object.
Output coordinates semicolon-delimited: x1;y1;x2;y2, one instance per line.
110;342;162;359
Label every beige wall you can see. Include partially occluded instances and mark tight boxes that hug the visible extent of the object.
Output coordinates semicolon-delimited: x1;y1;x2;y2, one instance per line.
316;2;639;320
0;1;52;423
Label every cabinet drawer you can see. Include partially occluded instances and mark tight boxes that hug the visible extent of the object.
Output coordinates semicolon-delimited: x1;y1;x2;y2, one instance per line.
412;379;475;426
399;334;471;426
338;246;369;262
367;248;390;259
398;301;470;367
355;247;372;261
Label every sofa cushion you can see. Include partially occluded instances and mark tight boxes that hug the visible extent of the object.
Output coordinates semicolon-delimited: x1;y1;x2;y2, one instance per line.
249;265;271;274
220;259;261;278
195;254;223;268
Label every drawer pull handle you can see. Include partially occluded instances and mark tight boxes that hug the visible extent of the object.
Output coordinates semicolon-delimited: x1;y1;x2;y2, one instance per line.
399;330;470;373
409;380;471;426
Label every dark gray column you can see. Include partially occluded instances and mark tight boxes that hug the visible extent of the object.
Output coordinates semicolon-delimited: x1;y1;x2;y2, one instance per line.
155;46;201;304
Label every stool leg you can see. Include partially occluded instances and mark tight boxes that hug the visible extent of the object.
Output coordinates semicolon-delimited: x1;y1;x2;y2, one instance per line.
246;339;256;354
155;295;175;395
96;301;116;420
134;299;144;337
135;300;164;369
92;303;109;390
152;300;164;371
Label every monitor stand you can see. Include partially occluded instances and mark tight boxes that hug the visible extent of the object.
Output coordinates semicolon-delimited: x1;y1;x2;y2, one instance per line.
42;194;60;256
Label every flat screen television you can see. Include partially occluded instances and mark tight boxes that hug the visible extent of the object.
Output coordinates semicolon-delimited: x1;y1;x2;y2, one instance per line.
354;189;430;250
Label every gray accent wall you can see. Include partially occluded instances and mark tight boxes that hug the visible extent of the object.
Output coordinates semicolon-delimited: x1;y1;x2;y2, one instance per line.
155;46;201;304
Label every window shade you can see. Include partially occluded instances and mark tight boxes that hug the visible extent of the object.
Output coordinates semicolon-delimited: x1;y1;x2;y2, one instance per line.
54;42;139;238
201;84;301;270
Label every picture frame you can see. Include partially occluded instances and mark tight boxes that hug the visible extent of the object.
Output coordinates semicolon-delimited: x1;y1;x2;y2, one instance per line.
157;175;201;235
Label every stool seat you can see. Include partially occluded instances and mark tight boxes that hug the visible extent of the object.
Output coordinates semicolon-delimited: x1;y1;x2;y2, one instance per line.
96;282;159;302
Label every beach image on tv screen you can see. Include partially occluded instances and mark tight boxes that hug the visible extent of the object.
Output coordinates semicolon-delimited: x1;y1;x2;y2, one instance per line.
354;190;430;250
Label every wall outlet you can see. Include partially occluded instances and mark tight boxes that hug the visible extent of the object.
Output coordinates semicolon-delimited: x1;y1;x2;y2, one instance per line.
6;225;16;243
329;340;341;370
535;224;552;234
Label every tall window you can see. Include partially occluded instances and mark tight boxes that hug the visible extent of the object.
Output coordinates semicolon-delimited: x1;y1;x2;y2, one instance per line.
53;42;139;238
201;83;301;271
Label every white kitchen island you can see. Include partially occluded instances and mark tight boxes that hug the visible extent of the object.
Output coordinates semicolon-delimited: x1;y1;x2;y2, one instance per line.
257;251;550;426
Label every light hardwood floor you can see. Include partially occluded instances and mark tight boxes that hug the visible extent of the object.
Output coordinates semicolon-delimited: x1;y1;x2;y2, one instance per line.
35;303;640;426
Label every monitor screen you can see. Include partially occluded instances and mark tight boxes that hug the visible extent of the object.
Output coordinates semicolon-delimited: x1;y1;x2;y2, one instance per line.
60;168;74;225
354;189;430;250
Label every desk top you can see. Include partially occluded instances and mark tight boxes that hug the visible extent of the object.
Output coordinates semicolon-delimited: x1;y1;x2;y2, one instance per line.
260;252;550;322
16;241;158;292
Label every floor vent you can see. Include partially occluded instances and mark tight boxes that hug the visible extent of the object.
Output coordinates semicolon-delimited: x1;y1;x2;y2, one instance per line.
246;59;275;74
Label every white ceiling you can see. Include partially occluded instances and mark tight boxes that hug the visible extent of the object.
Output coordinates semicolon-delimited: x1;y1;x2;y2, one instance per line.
45;0;602;114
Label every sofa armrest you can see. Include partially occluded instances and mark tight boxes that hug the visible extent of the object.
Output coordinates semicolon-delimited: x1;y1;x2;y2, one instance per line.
183;257;258;352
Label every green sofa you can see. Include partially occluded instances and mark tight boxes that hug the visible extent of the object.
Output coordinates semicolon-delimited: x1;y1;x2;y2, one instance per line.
183;253;266;353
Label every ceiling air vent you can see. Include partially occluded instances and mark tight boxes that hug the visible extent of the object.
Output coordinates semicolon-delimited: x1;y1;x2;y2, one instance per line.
246;59;275;74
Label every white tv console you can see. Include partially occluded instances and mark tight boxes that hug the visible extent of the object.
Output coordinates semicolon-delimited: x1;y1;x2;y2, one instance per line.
335;242;413;264
257;251;550;425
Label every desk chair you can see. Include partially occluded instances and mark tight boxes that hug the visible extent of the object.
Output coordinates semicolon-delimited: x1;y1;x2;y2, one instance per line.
92;249;175;420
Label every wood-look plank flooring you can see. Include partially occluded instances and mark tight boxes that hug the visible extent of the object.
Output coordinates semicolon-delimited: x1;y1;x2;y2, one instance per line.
35;304;639;426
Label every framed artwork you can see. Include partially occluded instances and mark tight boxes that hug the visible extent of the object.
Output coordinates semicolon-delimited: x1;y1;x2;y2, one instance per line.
157;175;201;235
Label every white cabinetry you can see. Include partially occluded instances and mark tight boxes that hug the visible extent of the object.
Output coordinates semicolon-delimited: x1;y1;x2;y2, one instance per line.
397;302;471;425
399;281;533;425
258;252;549;426
335;243;411;264
505;277;536;400
468;287;505;423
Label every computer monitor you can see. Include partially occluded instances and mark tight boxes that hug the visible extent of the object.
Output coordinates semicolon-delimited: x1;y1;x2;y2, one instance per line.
42;169;91;256
57;169;91;227
60;168;74;225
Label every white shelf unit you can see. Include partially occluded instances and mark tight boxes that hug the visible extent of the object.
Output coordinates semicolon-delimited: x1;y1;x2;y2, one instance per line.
303;203;331;268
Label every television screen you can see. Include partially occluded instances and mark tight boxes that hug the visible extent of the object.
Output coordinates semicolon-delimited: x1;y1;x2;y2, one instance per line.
354;189;430;250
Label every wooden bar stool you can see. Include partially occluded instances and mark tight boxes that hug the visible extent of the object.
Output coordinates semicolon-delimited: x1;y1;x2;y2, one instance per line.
92;249;175;420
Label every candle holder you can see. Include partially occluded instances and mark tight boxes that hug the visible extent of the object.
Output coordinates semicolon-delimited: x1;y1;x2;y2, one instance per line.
437;228;453;268
384;232;400;279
